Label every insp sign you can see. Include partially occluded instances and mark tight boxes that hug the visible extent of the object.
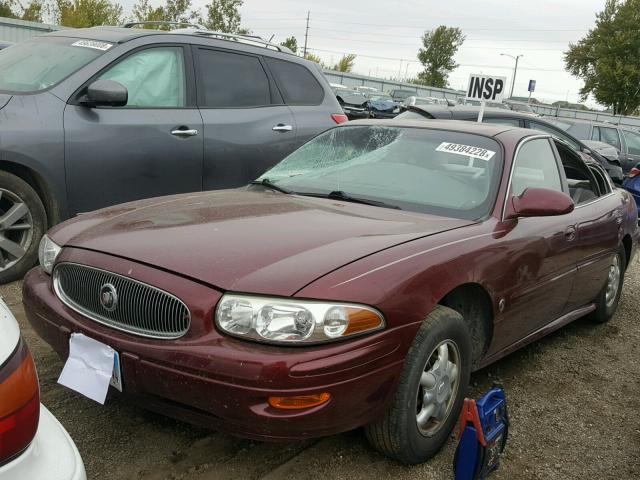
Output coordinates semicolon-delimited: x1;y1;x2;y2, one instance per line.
466;74;507;102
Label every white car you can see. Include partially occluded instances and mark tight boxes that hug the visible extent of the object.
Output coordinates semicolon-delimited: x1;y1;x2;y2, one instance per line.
0;299;86;480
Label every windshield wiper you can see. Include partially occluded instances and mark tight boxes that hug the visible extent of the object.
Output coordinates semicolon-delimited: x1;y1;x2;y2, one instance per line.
298;190;401;210
249;178;292;194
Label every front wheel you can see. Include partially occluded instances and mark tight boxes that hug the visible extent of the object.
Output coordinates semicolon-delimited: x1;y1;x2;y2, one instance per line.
0;171;47;283
365;305;472;464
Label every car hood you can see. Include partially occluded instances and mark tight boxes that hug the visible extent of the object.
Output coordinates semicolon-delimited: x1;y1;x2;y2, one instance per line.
0;93;11;110
583;140;620;159
338;92;368;106
369;99;399;111
50;189;473;296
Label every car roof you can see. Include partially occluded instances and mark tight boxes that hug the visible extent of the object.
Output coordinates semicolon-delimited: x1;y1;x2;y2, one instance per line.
408;105;534;120
350;118;528;138
45;26;162;43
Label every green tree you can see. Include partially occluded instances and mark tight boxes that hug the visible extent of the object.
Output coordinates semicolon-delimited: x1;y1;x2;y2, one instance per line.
415;26;465;88
21;0;43;21
333;53;356;72
55;0;123;27
0;0;43;21
201;0;247;33
565;0;640;115
280;36;297;54
304;52;325;67
131;0;166;25
131;0;194;28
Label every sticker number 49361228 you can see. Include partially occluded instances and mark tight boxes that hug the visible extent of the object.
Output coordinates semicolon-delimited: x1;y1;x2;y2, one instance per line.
436;142;496;161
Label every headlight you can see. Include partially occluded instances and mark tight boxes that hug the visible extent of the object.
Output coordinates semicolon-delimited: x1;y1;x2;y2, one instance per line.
38;234;61;274
215;294;385;344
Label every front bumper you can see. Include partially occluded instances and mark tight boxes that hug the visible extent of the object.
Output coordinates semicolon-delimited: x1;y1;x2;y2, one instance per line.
0;405;86;480
23;252;414;442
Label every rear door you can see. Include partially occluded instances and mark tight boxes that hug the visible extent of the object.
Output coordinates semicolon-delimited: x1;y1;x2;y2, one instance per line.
64;44;203;214
264;57;336;144
194;47;298;190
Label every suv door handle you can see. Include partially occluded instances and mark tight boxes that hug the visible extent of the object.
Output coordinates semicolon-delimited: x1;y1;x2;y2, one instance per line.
272;124;293;132
564;225;577;241
171;128;198;137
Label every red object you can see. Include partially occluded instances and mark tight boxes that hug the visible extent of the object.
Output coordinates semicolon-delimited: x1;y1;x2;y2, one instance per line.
0;340;40;462
331;113;349;124
628;167;640;178
458;399;486;447
24;121;640;442
505;187;575;219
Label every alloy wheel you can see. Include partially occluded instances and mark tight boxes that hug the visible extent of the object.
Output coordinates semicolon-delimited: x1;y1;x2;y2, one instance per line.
605;254;622;308
0;188;33;270
416;339;461;437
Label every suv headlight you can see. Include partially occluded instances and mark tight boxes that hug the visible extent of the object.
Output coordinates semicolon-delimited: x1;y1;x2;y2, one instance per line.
215;294;385;344
38;235;61;274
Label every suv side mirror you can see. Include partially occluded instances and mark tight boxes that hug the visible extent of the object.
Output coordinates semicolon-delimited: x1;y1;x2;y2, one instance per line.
81;80;128;107
505;187;574;219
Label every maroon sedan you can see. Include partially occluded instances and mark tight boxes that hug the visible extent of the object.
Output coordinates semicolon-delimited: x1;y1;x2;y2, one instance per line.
24;120;638;464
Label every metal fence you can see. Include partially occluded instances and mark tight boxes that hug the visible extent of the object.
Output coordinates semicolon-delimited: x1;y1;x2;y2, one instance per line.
0;16;66;43
323;69;640;128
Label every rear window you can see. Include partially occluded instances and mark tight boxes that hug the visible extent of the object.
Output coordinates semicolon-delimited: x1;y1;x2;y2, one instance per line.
0;37;106;93
197;49;271;108
265;58;323;105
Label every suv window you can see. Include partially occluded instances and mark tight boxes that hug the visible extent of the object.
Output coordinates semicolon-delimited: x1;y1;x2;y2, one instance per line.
483;118;521;127
265;58;323;105
511;138;562;196
197;49;271;108
622;129;640;155
99;47;185;107
592;126;621;149
529;120;580;150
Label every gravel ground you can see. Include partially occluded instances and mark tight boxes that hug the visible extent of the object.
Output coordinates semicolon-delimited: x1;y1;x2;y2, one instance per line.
4;261;640;480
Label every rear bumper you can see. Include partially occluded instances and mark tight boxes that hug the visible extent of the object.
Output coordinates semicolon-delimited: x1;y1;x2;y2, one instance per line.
0;405;86;480
23;263;414;442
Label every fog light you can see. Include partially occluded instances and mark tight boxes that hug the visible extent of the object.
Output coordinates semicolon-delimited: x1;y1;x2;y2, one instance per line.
268;392;331;410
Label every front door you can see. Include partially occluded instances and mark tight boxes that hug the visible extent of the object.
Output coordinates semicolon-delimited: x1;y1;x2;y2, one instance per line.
64;45;202;214
193;46;299;190
491;137;578;352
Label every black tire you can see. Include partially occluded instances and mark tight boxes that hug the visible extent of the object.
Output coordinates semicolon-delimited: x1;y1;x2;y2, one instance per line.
0;171;47;283
365;305;472;464
590;247;626;323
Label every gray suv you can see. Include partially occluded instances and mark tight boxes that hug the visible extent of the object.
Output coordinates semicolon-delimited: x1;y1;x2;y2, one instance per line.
0;26;344;281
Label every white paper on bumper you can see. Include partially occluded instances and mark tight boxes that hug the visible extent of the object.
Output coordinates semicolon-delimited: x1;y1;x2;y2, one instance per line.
58;333;115;404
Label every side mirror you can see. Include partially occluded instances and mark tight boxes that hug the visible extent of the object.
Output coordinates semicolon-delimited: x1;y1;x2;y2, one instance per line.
505;187;574;219
81;80;128;107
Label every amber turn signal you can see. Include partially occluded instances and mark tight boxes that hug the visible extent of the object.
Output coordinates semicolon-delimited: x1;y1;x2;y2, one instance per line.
268;392;331;410
343;308;384;336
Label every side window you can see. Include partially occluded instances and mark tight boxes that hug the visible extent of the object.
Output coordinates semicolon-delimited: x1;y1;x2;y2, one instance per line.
510;138;563;196
555;140;601;204
264;57;323;105
98;47;185;107
622;130;640;155
599;127;621;149
529;120;580;150
197;49;271;108
483;118;521;127
589;165;611;195
591;126;600;141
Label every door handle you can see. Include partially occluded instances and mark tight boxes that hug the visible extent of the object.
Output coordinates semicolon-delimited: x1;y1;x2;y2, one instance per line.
272;124;293;132
564;225;577;241
171;128;198;137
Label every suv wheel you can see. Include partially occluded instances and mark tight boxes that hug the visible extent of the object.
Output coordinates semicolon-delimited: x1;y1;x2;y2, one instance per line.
0;171;47;283
365;305;472;464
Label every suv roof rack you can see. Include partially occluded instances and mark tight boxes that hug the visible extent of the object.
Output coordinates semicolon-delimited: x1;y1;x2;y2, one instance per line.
169;28;293;53
122;21;204;29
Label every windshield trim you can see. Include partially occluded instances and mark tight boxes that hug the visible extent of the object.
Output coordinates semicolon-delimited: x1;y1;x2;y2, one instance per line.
0;36;109;96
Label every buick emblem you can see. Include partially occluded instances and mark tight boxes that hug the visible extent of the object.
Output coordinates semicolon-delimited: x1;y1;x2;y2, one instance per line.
99;283;118;312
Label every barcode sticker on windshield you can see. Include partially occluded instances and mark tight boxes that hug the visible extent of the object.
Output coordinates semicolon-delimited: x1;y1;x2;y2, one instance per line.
436;142;495;161
71;40;113;51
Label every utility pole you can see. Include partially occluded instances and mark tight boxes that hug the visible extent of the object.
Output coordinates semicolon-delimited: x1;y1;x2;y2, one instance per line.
303;11;310;57
500;53;523;98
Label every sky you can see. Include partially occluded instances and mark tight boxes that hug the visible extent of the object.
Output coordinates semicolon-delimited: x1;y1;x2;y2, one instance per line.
121;0;607;107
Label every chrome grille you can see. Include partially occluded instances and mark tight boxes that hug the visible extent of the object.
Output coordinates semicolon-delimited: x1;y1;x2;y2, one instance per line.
53;263;190;339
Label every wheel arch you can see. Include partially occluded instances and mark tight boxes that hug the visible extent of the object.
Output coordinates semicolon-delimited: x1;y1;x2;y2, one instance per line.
622;233;632;269
0;160;61;227
437;282;494;368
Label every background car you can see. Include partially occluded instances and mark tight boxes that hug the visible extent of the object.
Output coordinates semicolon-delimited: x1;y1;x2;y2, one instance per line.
504;99;536;115
386;88;416;101
24;120;637;467
0;25;344;283
366;93;401;119
0;298;85;479
397;105;625;184
545;118;640;172
355;86;378;94
403;96;441;107
0;41;13;50
622;163;640;217
456;98;509;109
333;88;369;119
